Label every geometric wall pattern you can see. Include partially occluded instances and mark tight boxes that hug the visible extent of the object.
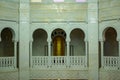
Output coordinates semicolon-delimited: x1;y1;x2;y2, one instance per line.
30;70;88;80
0;71;18;80
1;70;120;80
100;70;120;80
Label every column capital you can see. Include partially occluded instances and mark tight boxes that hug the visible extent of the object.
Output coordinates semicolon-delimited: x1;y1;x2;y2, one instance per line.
47;40;52;43
47;38;52;42
66;41;70;43
66;39;71;42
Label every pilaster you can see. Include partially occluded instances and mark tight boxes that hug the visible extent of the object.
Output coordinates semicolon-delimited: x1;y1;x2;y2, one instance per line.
85;41;88;67
119;41;120;70
14;41;17;68
19;0;30;80
88;0;99;80
100;41;104;69
30;41;33;68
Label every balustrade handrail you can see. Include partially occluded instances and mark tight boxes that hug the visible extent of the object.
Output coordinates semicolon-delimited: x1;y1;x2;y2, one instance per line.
103;56;119;68
51;56;67;66
0;57;14;58
70;56;86;67
0;57;15;69
32;56;87;69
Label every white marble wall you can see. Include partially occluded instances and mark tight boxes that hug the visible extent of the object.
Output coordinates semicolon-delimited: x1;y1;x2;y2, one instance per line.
0;0;19;21
30;3;88;22
0;0;120;80
99;0;120;22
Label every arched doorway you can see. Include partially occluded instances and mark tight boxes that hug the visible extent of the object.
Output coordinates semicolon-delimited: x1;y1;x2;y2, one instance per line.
104;27;118;56
0;28;17;68
32;29;48;56
31;29;48;68
70;29;85;56
51;29;66;56
0;28;14;56
101;27;119;69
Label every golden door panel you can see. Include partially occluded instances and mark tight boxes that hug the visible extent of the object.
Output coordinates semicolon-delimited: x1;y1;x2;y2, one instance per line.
53;36;65;56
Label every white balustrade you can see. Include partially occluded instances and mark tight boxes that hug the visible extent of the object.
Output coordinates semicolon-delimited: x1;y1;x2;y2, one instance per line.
32;56;87;69
104;56;119;69
32;56;48;68
0;57;15;69
70;56;86;68
51;56;67;67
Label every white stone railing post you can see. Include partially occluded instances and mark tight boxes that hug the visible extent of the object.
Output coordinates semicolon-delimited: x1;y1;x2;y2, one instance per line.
66;41;70;67
100;41;104;68
14;41;17;68
85;41;88;67
30;41;33;68
48;41;51;67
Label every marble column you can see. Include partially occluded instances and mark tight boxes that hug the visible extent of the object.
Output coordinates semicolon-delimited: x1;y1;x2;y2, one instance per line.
100;41;104;68
88;0;99;80
14;41;17;68
85;41;88;67
66;41;70;67
30;41;33;68
19;0;30;80
48;41;51;67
